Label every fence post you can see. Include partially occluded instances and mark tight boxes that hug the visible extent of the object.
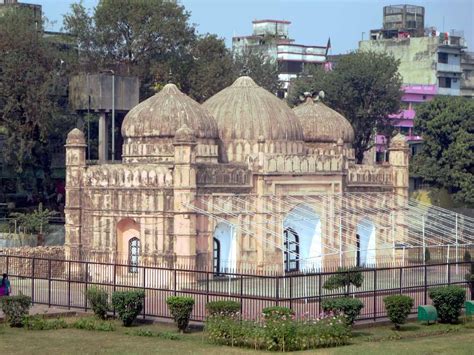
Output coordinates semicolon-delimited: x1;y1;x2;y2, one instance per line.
239;274;243;315
31;257;35;304
275;276;280;306
142;266;146;319
84;261;88;312
6;255;9;276
112;263;116;316
173;268;177;296
318;273;322;315
48;259;52;307
399;267;403;295
67;260;71;310
373;268;377;321
424;264;428;305
289;275;293;311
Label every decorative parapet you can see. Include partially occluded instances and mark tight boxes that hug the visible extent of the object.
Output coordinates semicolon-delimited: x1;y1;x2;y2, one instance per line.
196;164;251;186
347;165;393;186
249;153;344;174
83;164;173;188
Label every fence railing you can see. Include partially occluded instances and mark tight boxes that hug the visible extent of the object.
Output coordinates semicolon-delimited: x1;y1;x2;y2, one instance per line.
1;254;472;322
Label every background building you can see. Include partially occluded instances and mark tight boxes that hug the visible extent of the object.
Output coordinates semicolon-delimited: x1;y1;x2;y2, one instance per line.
233;19;328;97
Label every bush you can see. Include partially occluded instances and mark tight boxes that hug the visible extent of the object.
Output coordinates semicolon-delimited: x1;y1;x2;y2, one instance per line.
383;295;414;329
0;294;32;327
23;316;68;330
262;306;295;322
166;296;195;333
463;250;471;262
205;313;350;351
321;297;364;325
323;267;364;296
72;317;115;331
111;290;145;327
206;300;240;317
429;286;466;323
86;287;109;320
129;329;181;340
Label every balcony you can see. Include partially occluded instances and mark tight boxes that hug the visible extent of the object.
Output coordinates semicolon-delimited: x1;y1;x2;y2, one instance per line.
437;63;462;73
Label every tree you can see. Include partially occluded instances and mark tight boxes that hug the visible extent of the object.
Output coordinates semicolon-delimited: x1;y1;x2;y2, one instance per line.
288;51;402;163
10;203;57;245
0;7;75;193
411;96;474;207
232;48;280;93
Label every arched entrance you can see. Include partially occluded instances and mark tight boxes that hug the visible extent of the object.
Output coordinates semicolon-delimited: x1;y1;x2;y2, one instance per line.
283;204;322;272
213;222;236;274
356;218;376;266
117;218;140;273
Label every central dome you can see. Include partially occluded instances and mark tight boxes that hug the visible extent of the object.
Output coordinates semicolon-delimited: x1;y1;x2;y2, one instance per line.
122;83;218;140
203;76;303;142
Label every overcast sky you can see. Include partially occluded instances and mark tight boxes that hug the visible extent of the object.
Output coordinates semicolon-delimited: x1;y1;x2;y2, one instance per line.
32;0;474;54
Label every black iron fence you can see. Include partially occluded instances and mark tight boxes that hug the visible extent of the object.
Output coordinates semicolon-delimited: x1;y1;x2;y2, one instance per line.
1;254;472;322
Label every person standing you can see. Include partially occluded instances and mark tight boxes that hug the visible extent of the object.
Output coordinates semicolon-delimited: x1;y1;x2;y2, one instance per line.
0;273;11;296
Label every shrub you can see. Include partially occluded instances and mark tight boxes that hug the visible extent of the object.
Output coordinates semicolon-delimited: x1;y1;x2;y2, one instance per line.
463;250;471;262
383;295;414;329
72;317;115;331
429;286;465;323
262;306;295;322
205;313;350;351
23;316;68;330
321;297;364;325
0;294;32;327
111;290;145;327
166;296;195;333
86;287;109;320
206;300;240;317
323;267;364;296
129;329;181;340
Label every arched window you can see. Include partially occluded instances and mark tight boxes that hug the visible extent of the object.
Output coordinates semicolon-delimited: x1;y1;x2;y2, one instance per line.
284;227;299;272
128;237;140;273
213;238;220;276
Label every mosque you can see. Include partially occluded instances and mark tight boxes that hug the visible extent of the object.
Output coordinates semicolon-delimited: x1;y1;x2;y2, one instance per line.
64;76;409;274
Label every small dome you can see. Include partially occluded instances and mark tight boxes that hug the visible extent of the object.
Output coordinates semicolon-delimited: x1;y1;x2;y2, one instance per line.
390;133;407;146
121;83;218;139
66;128;85;144
293;98;355;144
203;76;303;141
174;124;196;143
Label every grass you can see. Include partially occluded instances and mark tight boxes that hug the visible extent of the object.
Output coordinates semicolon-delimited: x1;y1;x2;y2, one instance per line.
0;317;473;354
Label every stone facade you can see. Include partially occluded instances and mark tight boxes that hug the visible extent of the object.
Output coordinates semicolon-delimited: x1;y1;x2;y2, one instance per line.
65;77;409;274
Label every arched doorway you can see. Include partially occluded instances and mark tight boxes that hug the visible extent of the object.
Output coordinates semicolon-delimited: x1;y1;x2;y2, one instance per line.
213;222;236;274
117;218;140;273
356;218;376;266
283;204;322;272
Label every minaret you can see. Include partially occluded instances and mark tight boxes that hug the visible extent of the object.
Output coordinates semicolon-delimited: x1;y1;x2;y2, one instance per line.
389;133;409;200
172;124;197;267
64;128;87;260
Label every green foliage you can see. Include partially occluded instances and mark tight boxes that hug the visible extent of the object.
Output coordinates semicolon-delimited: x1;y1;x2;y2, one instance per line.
383;295;414;329
10;203;56;236
323;267;364;296
321;297;364;325
287;51;402;163
166;296;195;332
128;328;180;340
206;300;240;317
111;290;145;327
429;286;466;323
72;316;115;331
261;306;295;322
205;314;350;351
0;294;32;327
411;96;474;207
86;287;109;320
23;316;68;330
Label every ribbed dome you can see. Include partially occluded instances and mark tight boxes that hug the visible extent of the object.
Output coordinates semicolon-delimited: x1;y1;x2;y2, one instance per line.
293;98;355;143
121;83;218;139
203;76;303;141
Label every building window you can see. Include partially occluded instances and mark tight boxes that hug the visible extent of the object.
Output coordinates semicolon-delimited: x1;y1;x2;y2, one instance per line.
284;227;299;272
439;77;452;88
438;52;449;64
213;238;220;275
128;237;140;273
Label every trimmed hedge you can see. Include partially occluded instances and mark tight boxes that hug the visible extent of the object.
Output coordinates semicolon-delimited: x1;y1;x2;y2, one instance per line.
166;296;195;333
383;295;413;329
86;287;109;320
323;267;364;296
206;300;240;317
321;297;364;325
111;290;145;327
429;286;465;323
262;306;295;321
0;294;32;327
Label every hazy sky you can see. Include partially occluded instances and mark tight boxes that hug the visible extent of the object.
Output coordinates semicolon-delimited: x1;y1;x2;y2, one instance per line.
33;0;473;54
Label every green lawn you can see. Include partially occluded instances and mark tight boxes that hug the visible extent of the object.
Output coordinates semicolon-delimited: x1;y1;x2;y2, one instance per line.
1;318;473;355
